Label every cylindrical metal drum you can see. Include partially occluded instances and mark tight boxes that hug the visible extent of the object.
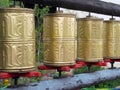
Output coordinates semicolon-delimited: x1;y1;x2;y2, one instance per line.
105;19;120;59
43;13;76;66
0;8;36;72
103;22;107;58
77;20;84;60
77;17;103;62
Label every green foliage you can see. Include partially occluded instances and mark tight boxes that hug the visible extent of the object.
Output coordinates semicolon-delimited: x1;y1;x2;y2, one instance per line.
74;66;103;74
36;43;44;62
82;88;112;90
82;87;96;90
95;88;111;90
0;0;10;7
30;77;40;83
34;5;49;33
53;71;66;77
0;0;22;8
35;5;49;22
95;78;120;88
34;5;49;62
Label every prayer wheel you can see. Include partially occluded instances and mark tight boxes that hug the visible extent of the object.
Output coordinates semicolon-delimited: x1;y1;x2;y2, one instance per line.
0;7;36;72
77;16;103;62
43;12;76;66
103;22;107;58
105;19;120;59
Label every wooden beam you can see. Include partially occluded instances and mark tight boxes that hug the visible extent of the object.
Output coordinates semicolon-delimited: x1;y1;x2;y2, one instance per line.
17;0;120;17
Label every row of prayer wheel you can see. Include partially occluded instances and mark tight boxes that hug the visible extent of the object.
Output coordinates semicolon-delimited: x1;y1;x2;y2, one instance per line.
0;7;120;72
44;12;120;66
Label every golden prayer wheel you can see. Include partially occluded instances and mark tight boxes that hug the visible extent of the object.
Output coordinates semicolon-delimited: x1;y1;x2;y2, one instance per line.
77;16;103;62
105;19;120;59
43;13;76;66
103;22;107;58
0;7;36;72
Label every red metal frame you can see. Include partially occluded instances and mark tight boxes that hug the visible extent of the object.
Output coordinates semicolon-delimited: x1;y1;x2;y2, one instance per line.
38;61;107;71
38;61;86;71
0;71;41;79
104;58;120;62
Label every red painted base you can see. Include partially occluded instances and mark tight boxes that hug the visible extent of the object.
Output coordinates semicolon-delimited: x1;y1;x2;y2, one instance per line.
0;71;41;79
104;58;120;62
38;61;107;71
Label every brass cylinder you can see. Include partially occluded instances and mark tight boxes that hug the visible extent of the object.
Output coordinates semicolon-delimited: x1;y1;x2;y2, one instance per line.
103;22;107;58
105;19;120;59
77;20;85;60
77;17;103;62
0;8;36;72
43;13;76;66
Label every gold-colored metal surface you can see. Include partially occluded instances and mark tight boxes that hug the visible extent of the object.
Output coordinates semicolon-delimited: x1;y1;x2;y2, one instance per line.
103;22;107;58
84;40;103;62
43;13;76;66
105;19;120;59
77;20;84;60
0;8;35;72
77;17;103;62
